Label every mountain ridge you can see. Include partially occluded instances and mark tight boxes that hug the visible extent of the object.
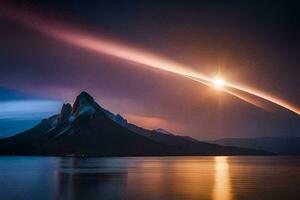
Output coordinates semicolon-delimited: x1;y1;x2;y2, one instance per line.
0;91;273;156
213;137;300;155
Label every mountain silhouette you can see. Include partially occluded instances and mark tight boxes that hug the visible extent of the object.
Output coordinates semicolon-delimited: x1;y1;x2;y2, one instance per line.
0;91;272;156
213;137;300;155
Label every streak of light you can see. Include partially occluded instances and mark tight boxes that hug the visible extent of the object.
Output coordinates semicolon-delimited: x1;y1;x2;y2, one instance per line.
185;75;268;110
224;89;269;111
1;6;299;115
187;75;300;115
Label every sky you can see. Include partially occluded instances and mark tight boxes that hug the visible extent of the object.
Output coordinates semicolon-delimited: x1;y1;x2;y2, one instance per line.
0;0;299;139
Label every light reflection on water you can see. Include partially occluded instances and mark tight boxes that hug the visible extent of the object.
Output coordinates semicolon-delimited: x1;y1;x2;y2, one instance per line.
0;156;300;200
213;157;232;200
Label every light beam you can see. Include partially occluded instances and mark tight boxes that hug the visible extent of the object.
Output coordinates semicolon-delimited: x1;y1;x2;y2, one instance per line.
1;6;300;115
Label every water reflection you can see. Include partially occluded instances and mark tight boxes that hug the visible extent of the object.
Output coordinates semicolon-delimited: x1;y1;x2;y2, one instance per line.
56;157;232;200
213;156;232;200
126;158;214;200
55;157;216;200
1;156;299;200
55;157;128;200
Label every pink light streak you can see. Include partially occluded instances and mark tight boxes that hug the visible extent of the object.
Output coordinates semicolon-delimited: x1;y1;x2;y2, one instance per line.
1;6;299;115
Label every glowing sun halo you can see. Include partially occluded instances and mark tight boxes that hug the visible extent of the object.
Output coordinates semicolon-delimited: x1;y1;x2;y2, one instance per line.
4;7;300;115
213;77;225;90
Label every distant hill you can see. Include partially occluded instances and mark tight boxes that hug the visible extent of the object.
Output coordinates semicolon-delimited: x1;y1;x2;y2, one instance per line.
0;91;272;156
213;137;300;155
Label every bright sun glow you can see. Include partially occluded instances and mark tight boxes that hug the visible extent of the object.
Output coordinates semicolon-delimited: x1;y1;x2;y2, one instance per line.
4;8;300;115
213;77;225;90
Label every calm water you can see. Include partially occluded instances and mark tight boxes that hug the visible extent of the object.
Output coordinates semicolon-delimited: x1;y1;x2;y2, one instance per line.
0;156;300;200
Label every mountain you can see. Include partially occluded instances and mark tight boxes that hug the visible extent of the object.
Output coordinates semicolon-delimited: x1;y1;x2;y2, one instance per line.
213;137;300;155
126;125;204;146
0;91;272;156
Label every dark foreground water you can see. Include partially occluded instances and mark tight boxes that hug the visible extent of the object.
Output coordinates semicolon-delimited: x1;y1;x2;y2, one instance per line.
0;156;300;200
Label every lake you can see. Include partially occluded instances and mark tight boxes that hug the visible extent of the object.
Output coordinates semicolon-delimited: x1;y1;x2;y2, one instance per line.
0;156;299;200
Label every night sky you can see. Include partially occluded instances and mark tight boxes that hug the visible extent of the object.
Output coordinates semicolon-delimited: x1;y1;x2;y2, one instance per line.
0;1;299;139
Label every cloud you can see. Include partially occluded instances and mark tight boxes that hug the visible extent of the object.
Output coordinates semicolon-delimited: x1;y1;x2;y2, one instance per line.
0;100;61;120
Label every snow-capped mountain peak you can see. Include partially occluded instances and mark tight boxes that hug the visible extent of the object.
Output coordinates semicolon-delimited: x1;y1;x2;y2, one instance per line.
56;91;128;127
153;128;174;135
71;91;97;116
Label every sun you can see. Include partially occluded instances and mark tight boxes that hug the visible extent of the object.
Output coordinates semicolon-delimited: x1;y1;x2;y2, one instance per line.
213;77;225;90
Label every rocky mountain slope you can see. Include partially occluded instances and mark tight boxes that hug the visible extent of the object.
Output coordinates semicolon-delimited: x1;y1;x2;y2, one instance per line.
0;91;272;156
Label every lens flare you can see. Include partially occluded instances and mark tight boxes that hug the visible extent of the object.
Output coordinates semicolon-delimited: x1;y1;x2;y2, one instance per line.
213;77;225;90
1;6;300;116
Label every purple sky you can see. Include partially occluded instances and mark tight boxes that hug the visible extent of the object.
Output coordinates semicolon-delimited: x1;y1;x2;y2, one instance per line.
0;1;299;139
